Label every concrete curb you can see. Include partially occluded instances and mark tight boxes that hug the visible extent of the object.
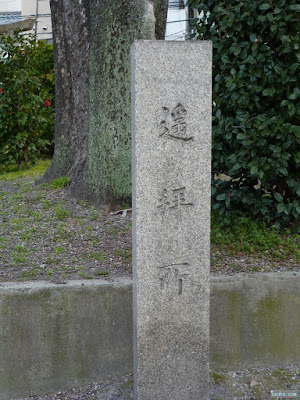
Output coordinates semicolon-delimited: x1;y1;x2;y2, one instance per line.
210;272;300;370
0;273;299;399
0;279;133;400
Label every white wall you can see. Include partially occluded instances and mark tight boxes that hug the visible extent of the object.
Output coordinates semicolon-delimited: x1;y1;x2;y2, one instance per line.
0;0;21;12
165;0;189;41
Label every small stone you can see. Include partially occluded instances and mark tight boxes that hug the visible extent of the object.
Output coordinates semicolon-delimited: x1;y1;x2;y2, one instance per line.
250;379;258;387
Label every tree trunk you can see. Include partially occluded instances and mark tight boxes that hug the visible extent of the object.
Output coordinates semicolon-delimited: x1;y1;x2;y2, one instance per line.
152;0;169;40
39;0;167;208
88;0;154;208
39;0;90;197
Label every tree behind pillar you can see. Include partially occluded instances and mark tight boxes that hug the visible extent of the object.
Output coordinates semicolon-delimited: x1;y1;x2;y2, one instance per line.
152;0;169;39
38;0;90;195
88;0;153;207
40;0;167;207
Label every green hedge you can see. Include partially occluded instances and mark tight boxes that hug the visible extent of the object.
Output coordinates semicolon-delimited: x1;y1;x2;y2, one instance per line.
188;0;300;226
0;33;55;168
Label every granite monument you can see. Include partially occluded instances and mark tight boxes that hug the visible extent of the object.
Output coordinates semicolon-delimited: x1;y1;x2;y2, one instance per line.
131;40;212;400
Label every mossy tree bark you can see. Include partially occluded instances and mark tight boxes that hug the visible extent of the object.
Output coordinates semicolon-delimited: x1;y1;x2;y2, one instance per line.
88;1;146;207
40;0;168;208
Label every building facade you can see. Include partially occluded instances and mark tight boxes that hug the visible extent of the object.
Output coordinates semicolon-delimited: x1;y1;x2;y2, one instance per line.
0;0;52;42
22;0;52;42
1;0;194;42
165;0;194;41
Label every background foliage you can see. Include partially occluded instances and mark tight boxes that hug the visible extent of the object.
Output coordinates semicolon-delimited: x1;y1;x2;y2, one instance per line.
188;0;300;227
0;32;54;168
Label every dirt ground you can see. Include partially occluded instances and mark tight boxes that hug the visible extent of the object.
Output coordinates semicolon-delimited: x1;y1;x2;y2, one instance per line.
0;178;298;284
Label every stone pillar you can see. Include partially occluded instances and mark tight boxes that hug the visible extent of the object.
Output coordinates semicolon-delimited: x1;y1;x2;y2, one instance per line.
131;41;212;400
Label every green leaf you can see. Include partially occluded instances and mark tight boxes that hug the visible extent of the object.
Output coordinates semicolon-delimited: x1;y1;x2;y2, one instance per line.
230;163;241;173
259;3;271;10
277;203;285;213
221;55;230;64
216;193;227;201
258;170;264;180
274;66;283;75
288;92;298;100
281;35;290;44
289;4;300;11
273;192;283;202
233;47;241;56
262;88;276;96
274;221;281;230
215;108;221;118
250;166;258;175
279;167;288;176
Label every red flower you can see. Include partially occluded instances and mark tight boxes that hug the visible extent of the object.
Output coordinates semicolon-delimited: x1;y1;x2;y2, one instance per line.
44;99;51;108
228;193;231;197
0;88;4;94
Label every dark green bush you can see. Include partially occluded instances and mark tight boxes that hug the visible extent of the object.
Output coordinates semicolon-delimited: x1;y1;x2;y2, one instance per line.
188;0;300;226
0;33;55;168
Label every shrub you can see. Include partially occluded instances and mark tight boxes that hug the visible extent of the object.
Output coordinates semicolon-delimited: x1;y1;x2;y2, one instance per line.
0;32;55;168
188;0;300;226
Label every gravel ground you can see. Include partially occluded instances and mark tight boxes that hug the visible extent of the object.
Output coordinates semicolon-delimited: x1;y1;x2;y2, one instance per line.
0;178;132;283
16;366;300;400
1;177;299;400
0;178;298;283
